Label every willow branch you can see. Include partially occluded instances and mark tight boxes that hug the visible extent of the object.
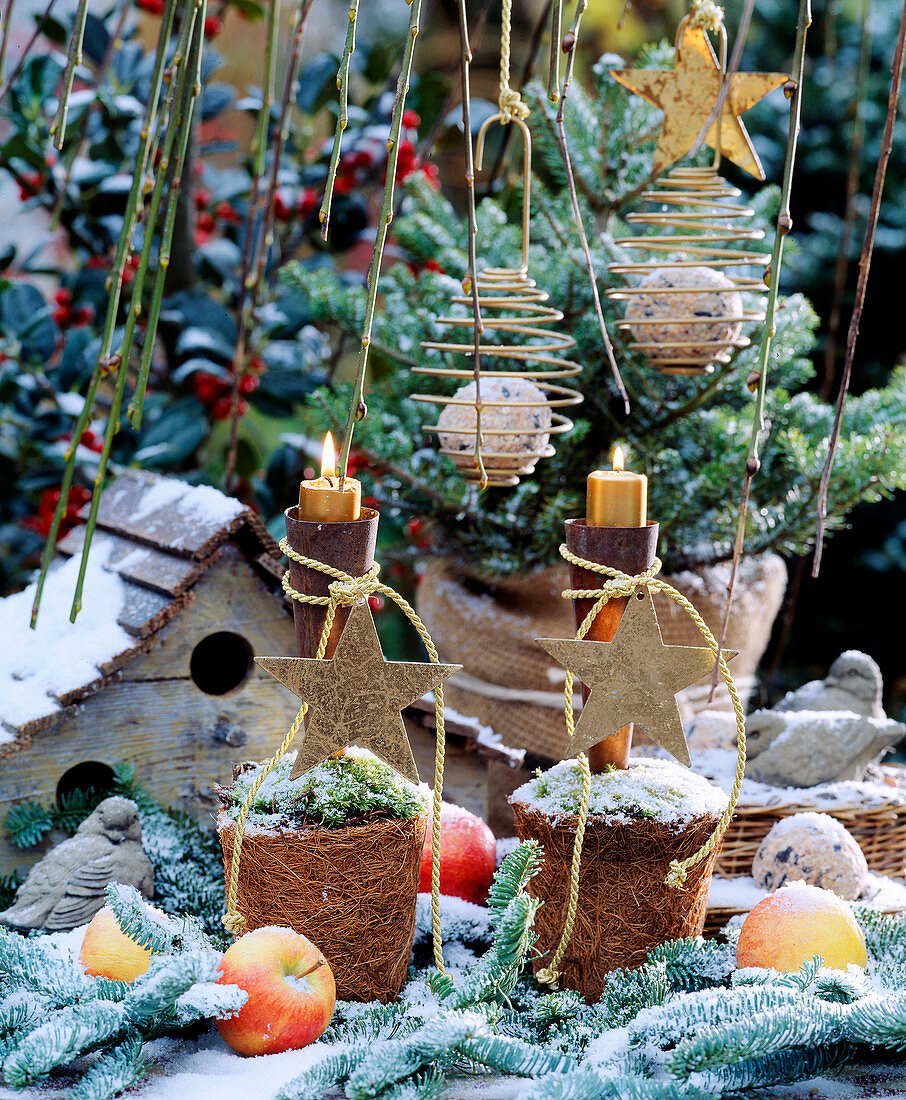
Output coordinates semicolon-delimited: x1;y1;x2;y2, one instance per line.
820;0;871;399
812;0;906;577
338;0;423;487
49;0;132;233
709;0;811;695
555;0;629;414
31;0;179;626
224;0;314;490
0;0;17;86
0;0;59;103
71;0;205;621
320;0;358;240
547;0;562;103
457;0;486;489
50;0;90;149
128;9;206;426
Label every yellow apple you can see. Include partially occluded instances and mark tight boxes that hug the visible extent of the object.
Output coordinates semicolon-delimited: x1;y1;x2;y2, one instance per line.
737;883;867;972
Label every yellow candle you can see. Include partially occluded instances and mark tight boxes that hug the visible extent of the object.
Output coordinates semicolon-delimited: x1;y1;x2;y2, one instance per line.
298;432;361;521
586;445;647;527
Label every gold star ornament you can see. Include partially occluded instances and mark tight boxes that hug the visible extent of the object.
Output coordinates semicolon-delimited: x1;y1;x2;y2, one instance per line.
257;601;461;783
611;23;788;179
536;588;737;767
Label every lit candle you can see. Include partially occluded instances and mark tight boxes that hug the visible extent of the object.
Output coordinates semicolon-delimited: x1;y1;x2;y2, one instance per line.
586;446;647;528
298;432;362;522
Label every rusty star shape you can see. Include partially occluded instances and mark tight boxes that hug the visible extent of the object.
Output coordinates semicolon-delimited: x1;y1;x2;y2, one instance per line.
611;24;788;179
536;588;737;767
256;601;461;783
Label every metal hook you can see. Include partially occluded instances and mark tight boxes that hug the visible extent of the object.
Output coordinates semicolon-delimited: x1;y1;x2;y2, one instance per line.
475;112;532;274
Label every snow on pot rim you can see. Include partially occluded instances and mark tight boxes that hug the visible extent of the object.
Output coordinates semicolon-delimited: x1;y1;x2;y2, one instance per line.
509;756;728;829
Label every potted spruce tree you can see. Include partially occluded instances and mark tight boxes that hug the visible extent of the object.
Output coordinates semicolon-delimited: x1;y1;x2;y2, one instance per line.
283;52;906;760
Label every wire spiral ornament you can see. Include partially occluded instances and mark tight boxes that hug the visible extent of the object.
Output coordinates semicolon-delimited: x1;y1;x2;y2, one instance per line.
413;116;583;488
607;165;770;376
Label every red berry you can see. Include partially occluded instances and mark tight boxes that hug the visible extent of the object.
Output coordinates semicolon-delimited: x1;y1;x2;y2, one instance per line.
216;200;242;225
273;192;293;221
406;518;424;538
239;373;259;395
367;594;384;613
298;188;318;218
137;0;165;13
79;430;104;454
203;14;223;37
402;110;420;130
194;188;211;210
54;287;72;305
193;372;229;405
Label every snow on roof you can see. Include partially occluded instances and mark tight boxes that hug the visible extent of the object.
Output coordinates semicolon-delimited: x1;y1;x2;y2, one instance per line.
0;471;281;737
0;536;133;731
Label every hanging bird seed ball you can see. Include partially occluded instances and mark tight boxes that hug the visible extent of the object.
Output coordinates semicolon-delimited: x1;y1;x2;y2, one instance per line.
752;812;869;900
437;377;552;471
624;266;744;365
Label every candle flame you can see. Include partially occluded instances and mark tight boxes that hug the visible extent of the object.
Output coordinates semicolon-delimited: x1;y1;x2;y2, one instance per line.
613;445;625;472
321;432;337;478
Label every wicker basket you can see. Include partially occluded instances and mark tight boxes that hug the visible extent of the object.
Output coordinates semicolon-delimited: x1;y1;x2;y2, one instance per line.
714;768;906;881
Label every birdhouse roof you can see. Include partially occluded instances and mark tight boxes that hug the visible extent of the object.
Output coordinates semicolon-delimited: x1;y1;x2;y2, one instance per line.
0;470;284;741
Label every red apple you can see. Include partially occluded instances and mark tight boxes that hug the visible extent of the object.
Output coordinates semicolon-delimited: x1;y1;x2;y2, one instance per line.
215;926;336;1056
419;801;496;905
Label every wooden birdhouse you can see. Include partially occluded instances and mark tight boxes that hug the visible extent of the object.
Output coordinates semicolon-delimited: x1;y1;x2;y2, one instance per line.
0;469;301;877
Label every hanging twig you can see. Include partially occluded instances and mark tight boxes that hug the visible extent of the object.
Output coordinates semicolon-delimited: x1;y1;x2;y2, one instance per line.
70;0;206;621
337;0;424;487
457;0;487;489
320;0;359;240
48;0;132;233
223;0;315;490
813;0;906;577
554;0;630;414
417;0;494;164
821;0;872;400
547;0;563;103
0;0;18;87
49;0;90;149
708;0;811;697
0;0;59;103
31;0;180;626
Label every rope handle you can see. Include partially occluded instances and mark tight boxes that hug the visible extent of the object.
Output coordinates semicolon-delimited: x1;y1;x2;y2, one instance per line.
223;539;451;980
536;544;746;987
498;0;529;122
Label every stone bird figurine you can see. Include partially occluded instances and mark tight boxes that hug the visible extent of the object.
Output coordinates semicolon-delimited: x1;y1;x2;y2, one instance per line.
0;796;154;932
745;651;902;788
772;650;885;718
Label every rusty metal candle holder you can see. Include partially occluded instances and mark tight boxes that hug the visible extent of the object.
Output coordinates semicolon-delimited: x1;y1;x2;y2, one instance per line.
564;518;659;772
413;116;583;488
283;506;379;659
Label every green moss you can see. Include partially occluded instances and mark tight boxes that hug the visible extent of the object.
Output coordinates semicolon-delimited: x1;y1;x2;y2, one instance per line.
511;758;727;826
223;747;429;829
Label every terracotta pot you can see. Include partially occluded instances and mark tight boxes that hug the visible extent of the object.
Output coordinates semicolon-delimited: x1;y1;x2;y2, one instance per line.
219;812;426;1003
417;553;787;762
511;800;721;1002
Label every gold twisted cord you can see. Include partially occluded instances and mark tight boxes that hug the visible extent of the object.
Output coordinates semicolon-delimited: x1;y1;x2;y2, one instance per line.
536;544;746;987
498;0;529;122
223;540;451;979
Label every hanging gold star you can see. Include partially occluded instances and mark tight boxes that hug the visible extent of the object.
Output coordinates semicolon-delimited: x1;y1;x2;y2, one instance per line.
610;24;788;179
256;601;461;783
536;588;737;767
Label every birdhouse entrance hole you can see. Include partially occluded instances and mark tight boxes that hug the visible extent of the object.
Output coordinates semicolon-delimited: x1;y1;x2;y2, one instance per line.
56;761;115;803
190;631;254;696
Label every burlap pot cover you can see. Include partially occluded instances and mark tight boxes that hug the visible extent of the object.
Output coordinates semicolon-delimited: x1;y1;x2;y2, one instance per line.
511;800;722;1003
220;812;427;1003
418;553;786;761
